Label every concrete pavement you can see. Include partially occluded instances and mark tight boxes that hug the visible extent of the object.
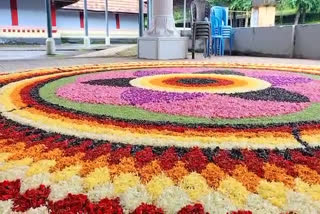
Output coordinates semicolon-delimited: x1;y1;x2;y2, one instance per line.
1;55;320;73
0;44;114;61
1;43;320;73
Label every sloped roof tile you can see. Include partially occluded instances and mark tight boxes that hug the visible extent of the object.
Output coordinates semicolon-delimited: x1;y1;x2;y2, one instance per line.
63;0;147;14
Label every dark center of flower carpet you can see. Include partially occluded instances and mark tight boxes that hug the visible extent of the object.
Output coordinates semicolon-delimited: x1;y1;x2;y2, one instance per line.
177;78;218;85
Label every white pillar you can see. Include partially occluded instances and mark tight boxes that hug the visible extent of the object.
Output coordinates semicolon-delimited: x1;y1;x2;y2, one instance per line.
45;0;55;55
138;0;188;59
183;0;187;30
46;38;56;55
146;0;179;37
147;0;153;29
83;0;90;48
105;0;110;45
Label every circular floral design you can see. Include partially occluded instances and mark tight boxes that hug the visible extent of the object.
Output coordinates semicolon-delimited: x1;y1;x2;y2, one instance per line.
129;73;272;94
1;62;320;213
0;63;320;149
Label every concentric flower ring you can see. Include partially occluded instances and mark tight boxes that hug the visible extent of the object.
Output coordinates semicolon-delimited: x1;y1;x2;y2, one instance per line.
129;73;272;94
0;62;320;149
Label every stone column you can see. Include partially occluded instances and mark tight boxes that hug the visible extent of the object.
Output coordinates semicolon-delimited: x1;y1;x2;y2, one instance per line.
105;0;110;45
138;0;188;59
83;0;90;48
146;0;179;37
45;0;55;55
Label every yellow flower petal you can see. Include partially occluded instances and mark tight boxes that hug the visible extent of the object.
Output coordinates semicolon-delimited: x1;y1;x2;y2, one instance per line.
179;172;210;200
113;173;140;195
218;177;249;207
84;167;111;191
27;160;56;177
147;174;174;200
0;157;33;171
51;165;82;183
257;180;287;208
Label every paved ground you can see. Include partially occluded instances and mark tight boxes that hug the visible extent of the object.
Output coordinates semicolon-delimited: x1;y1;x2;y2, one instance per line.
0;44;320;72
0;44;113;61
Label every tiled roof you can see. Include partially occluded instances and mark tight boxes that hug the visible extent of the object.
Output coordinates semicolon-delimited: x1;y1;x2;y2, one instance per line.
63;0;147;14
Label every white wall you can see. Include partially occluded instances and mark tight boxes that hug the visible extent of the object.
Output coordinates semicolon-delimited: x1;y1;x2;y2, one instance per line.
119;13;139;30
294;24;320;59
57;10;117;30
56;9;138;31
232;26;295;58
88;11;108;30
57;10;81;29
0;0;139;35
0;0;12;26
17;0;46;27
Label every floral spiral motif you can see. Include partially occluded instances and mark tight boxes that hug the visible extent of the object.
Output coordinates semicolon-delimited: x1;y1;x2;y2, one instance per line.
1;62;320;213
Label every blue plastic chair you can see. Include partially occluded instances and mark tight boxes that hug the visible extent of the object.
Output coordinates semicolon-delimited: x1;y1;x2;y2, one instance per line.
211;6;233;55
212;6;228;25
211;16;224;56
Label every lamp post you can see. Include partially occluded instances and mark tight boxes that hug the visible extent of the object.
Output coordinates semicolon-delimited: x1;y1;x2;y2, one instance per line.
139;0;144;37
45;0;55;55
147;0;152;29
105;0;110;45
183;0;187;29
83;0;90;47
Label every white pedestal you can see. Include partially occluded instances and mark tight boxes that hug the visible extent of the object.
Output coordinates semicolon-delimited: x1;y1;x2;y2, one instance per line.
84;36;91;48
105;36;111;46
46;38;56;55
138;37;188;60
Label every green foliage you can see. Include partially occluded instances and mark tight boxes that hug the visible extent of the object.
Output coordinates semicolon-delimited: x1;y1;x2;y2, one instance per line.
208;0;231;7
286;0;320;12
208;0;252;10
229;0;252;10
174;9;184;21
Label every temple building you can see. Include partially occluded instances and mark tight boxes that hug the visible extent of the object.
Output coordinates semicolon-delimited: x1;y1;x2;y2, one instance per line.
0;0;143;44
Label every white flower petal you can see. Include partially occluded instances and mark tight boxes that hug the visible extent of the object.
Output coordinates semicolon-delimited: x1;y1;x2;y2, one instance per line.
200;191;237;214
87;183;115;202
120;184;151;212
156;186;191;214
284;191;320;214
20;173;51;193
48;176;83;202
0;200;13;214
246;193;281;214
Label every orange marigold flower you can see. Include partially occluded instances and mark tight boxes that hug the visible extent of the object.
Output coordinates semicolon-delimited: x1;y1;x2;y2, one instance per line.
2;142;25;153
263;163;295;187
109;156;136;178
201;163;226;189
166;161;189;184
138;160;162;183
80;155;109;177
294;164;320;185
0;140;10;149
232;165;261;192
53;152;85;171
39;148;63;161
9;144;46;161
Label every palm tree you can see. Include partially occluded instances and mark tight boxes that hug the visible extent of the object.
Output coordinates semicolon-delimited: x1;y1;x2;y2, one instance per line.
287;0;320;24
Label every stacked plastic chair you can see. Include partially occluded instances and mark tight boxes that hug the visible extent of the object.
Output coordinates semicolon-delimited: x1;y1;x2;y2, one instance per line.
190;0;212;59
210;6;234;56
211;16;224;56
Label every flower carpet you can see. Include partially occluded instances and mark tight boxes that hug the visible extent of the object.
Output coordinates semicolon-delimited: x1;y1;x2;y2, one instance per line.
1;61;320;213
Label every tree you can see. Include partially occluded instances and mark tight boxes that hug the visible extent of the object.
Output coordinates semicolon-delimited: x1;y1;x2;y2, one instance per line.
287;0;320;24
229;0;252;11
208;0;251;10
208;0;251;26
